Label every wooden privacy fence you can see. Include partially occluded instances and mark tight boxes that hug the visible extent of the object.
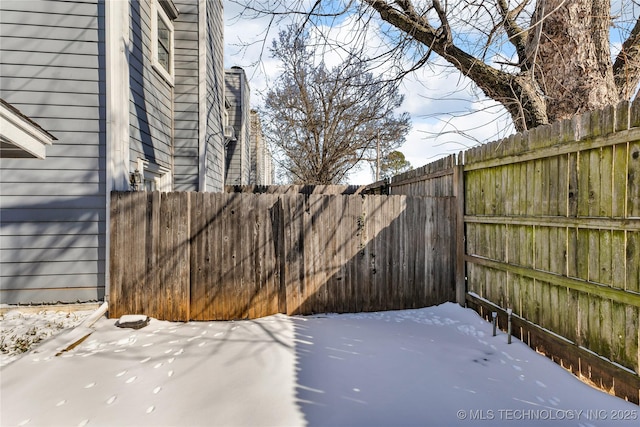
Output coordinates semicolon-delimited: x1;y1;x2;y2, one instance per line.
109;192;456;321
462;101;640;402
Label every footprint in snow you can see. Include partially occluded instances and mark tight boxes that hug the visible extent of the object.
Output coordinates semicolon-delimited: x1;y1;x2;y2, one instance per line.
164;349;173;354
84;382;96;389
167;358;175;363
106;395;117;405
56;400;66;407
174;349;184;356
512;365;522;371
146;406;155;414
142;343;154;347
168;370;174;377
153;386;162;394
17;419;30;426
116;370;127;377
501;351;514;361
536;380;547;388
126;376;137;384
214;332;224;337
154;363;163;369
140;357;151;363
78;419;89;427
198;342;206;348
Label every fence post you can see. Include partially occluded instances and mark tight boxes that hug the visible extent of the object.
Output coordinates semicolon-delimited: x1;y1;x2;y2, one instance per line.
454;153;466;306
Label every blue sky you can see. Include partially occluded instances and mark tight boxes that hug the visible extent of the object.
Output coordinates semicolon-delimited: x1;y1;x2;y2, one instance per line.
223;0;639;184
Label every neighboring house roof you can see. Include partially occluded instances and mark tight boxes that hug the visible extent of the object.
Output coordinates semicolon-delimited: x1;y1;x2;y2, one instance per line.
0;98;56;159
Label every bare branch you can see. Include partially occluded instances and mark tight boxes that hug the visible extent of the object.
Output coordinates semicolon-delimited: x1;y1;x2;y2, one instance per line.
613;16;640;100
497;0;530;67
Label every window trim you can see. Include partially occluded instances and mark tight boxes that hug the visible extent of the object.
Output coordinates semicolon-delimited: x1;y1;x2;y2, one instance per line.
132;158;172;192
151;0;175;86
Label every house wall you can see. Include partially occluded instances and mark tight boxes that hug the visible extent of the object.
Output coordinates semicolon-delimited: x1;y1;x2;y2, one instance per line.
0;0;107;304
224;67;250;185
204;0;225;192
128;0;173;176
171;0;224;192
172;0;198;190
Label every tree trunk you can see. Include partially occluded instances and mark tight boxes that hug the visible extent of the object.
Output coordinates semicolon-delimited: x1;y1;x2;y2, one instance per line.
531;0;618;123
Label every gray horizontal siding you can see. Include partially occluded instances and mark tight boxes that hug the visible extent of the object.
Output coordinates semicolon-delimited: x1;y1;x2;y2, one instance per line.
1;288;105;305
128;0;173;174
1;221;104;236
0;51;100;68
4;269;105;286
2;248;104;263
0;64;102;82
173;0;200;191
0;92;102;108
1;209;105;223
1;169;102;183
1;234;100;250
1;37;100;55
0;183;104;198
0;0;105;304
1;23;100;42
1;195;105;209
1;78;101;95
205;0;225;192
0;0;102;16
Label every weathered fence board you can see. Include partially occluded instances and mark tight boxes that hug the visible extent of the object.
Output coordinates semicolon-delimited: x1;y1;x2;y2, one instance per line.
110;192;456;321
110;192;190;321
464;101;640;403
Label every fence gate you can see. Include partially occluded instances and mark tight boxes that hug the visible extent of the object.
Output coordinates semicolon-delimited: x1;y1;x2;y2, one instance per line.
109;191;456;321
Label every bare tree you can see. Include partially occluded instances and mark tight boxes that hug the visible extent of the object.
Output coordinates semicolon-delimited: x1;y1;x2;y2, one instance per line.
230;0;640;133
262;26;410;184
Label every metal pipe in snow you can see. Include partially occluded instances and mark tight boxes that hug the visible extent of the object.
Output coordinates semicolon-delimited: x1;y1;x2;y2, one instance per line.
507;308;512;344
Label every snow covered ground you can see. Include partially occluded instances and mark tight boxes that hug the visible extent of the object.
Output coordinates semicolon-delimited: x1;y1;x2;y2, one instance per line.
1;303;637;426
1;309;92;367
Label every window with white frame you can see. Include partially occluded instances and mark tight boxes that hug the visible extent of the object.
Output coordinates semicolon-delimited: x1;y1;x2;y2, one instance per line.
151;0;175;85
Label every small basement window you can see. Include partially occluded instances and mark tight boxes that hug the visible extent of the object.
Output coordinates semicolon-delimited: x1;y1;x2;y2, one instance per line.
151;0;176;86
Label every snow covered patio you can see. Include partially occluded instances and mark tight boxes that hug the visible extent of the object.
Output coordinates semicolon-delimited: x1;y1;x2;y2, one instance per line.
1;303;638;427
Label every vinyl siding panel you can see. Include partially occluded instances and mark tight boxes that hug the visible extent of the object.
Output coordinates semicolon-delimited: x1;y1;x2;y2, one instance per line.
205;0;225;192
1;37;101;55
1;234;100;250
0;183;103;197
173;0;200;191
224;68;250;185
128;0;173;175
0;0;105;304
